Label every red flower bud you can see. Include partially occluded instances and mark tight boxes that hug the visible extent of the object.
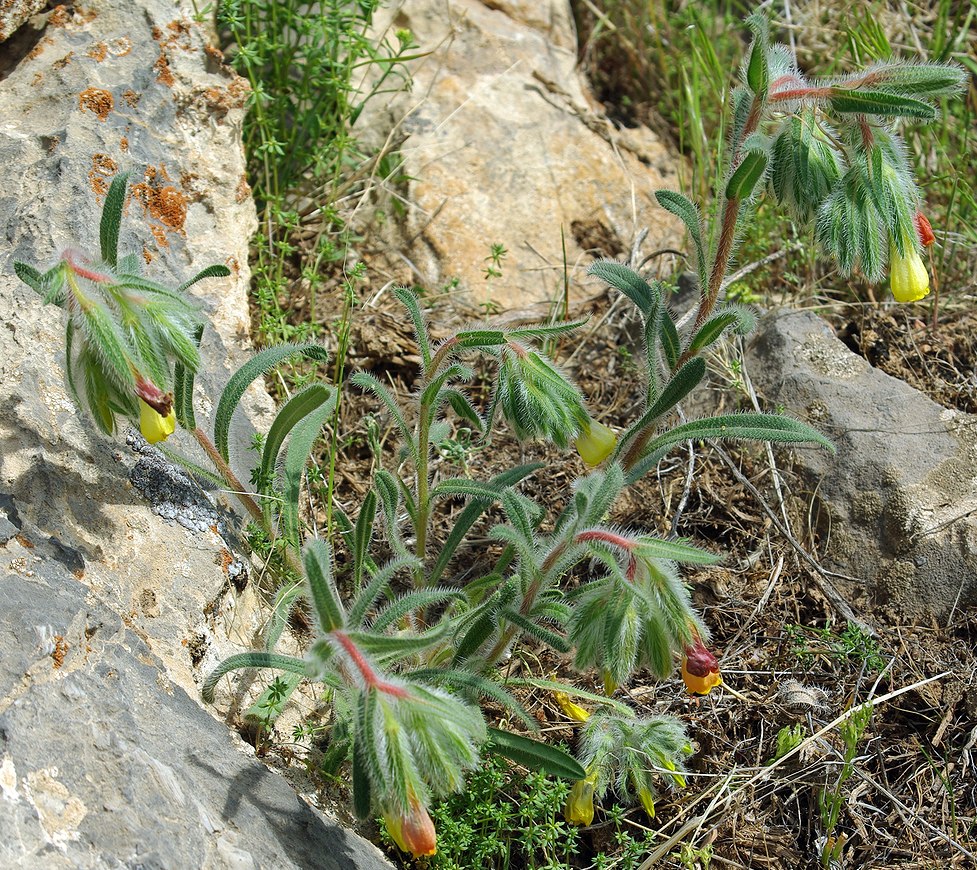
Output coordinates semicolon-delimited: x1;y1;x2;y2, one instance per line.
914;212;935;248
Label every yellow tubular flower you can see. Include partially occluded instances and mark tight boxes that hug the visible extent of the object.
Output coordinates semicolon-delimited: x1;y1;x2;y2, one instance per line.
681;639;722;696
383;798;437;858
554;691;590;723
889;238;930;303
139;400;176;444
564;771;598;826
575;419;616;467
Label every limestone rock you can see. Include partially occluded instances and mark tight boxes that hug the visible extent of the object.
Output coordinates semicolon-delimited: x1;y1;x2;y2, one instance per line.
0;0;45;42
0;2;389;866
745;309;977;619
0;549;391;869
362;0;682;309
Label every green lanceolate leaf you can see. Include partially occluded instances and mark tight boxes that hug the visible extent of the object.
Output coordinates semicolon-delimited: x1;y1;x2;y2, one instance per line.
348;555;419;630
280;396;334;551
346;625;449;658
726;149;769;201
506;317;590;342
429;463;542;586
618;358;706;459
352;738;373;819
445;389;485;433
394;286;432;372
80;300;137;392
369;587;462;634
864;62;966;98
634;535;721;565
431;478;506;502
304;538;345;632
176;263;231;293
747;39;768;96
455;329;508;348
201;652;309;703
14;261;66;304
215;341;328;462
659;310;681;372
587;259;659;316
486;728;586;779
259;383;333;499
500;608;570;653
829;89;936;120
654;191;707;288
173;324;204;429
687;306;757;355
100;172;129;267
353;489;377;590
645;412;834;459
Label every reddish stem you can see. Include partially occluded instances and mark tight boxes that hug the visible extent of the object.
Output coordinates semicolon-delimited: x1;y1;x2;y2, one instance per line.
333;630;409;698
62;249;114;284
575;530;636;551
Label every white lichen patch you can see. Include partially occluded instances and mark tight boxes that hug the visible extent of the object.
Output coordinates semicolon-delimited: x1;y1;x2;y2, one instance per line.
0;755;18;802
24;767;87;849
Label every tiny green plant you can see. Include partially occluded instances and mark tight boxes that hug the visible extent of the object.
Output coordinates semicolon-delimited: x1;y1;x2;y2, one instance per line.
13;5;962;864
819;703;873;867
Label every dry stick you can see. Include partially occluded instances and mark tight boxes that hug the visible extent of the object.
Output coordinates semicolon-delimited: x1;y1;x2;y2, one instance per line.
637;671;950;868
709;441;874;636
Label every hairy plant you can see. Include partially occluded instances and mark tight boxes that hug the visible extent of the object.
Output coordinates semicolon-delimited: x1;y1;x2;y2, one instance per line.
13;5;963;864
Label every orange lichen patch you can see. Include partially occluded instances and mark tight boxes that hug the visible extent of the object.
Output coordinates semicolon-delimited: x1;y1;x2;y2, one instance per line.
31;73;43;87
202;77;251;114
53;51;74;70
149;225;169;247
121;89;140;108
27;36;54;60
48;5;71;27
142;246;153;264
204;44;225;64
89;153;118;197
154;52;175;87
132;180;187;230
86;42;108;62
235;174;252;204
216;549;235;573
52;636;69;669
109;36;132;57
14;533;34;549
119;136;129;152
79;87;113;121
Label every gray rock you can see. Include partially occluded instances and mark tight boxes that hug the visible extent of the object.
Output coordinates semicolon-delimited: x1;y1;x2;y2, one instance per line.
0;546;391;870
0;0;44;42
745;309;977;619
0;2;390;866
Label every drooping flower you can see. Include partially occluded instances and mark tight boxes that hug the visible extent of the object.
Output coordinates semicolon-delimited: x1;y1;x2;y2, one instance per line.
681;638;722;695
564;770;598;826
554;691;591;723
574;418;617;466
889;236;930;303
139;400;176;444
383;797;437;858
